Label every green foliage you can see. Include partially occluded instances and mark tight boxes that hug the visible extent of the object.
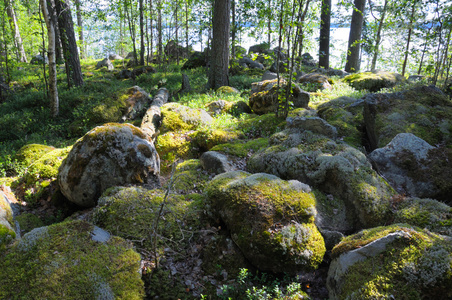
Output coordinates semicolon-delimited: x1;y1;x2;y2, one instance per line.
216;268;310;300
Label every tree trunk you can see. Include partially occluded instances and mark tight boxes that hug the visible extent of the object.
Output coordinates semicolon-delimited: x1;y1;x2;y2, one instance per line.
175;0;179;64
5;0;27;62
47;0;63;64
149;0;154;62
185;0;189;58
401;1;416;76
370;0;387;70
231;0;236;57
344;0;366;73
267;0;271;45
207;0;230;90
39;0;59;117
55;0;83;87
125;0;138;63
318;0;331;69
157;0;163;64
74;0;84;59
139;0;145;65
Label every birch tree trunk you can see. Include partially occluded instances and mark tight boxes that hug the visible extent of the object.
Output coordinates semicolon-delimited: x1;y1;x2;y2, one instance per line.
39;0;59;117
5;0;27;62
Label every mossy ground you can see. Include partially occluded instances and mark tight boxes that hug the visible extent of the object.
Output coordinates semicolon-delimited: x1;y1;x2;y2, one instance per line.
93;186;204;253
0;220;144;299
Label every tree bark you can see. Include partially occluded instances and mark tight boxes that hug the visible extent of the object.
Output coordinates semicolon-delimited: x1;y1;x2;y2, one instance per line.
47;0;64;64
55;0;83;87
208;0;230;90
318;0;331;69
401;1;416;76
139;0;145;65
157;0;163;64
344;0;366;73
74;0;84;59
5;0;27;62
370;0;387;70
39;0;59;117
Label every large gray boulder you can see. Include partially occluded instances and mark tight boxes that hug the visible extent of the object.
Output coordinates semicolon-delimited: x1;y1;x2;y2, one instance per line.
327;224;452;299
58;123;160;207
200;151;235;174
370;133;452;203
205;171;325;274
95;58;114;71
286;116;338;139
238;57;264;70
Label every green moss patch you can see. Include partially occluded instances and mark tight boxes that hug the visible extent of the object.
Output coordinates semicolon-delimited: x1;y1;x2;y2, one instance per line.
0;220;144;299
211;138;269;157
93;186;204;253
331;224;452;300
15;144;56;166
343;71;405;92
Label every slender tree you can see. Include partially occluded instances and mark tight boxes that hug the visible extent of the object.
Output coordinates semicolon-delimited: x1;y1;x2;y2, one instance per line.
4;0;27;62
74;0;85;59
207;0;230;89
401;0;417;76
139;0;145;65
39;0;59;117
55;0;83;87
369;0;388;70
318;0;331;68
345;0;366;72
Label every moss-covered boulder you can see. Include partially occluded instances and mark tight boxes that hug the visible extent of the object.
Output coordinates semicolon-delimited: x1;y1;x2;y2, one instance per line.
394;197;452;236
237;113;286;138
92;186;203;253
327;224;452;300
343;70;405;92
217;86;240;94
160;103;213;133
205;171;325;274
119;86;153;121
15;144;56;166
248;128;395;230
249;79;310;115
210;138;269;158
14;212;45;235
297;72;333;91
317;96;364;149
58;123;160;207
0;220;144;299
364;85;452;150
205;100;233;116
0;191;15;251
171;159;210;194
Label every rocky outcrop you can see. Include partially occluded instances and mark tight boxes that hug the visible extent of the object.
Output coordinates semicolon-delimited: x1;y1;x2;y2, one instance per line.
343;70;405;92
297;73;333;90
286;116;338;139
0;220;144;299
58;123;160;207
248;125;395;231
249;79;310;115
363;85;452;150
182;51;207;70
200;151;235;174
95;58;114;71
327;224;452;300
370;133;452;202
206;171;325;274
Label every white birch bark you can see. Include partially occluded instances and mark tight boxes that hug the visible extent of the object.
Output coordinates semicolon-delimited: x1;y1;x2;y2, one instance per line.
40;0;59;117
